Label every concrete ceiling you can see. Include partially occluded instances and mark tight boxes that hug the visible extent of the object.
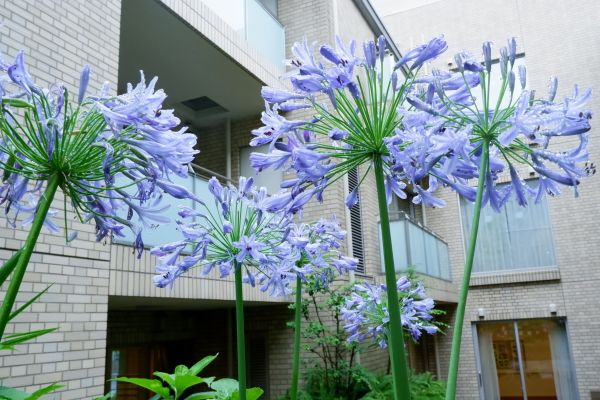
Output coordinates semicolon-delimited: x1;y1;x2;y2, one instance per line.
119;0;266;128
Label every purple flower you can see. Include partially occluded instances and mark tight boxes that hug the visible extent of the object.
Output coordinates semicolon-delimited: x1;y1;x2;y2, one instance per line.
0;47;199;257
341;277;439;347
152;177;296;296
395;35;448;70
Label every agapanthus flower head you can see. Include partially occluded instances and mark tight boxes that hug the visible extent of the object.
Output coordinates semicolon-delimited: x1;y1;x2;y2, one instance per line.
285;216;357;285
341;277;439;348
0;47;199;255
151;177;297;297
251;35;449;212
386;38;593;210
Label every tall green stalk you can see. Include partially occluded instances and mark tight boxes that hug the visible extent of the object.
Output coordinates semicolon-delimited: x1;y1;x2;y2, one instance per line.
445;141;490;400
0;174;60;340
290;276;302;400
234;261;247;400
374;156;411;400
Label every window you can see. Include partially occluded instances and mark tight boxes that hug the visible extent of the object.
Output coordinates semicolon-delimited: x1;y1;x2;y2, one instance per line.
240;144;283;194
460;180;556;273
475;319;578;400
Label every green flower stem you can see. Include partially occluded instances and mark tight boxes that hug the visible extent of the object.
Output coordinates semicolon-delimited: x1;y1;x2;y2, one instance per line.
374;156;411;400
0;174;60;340
0;249;23;285
445;141;490;400
290;276;302;400
234;261;247;400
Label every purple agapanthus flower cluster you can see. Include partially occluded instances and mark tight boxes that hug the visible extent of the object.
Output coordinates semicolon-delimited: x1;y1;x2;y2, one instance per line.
284;216;358;284
251;35;447;211
0;47;198;254
341;277;438;348
251;35;592;213
151;177;301;297
386;38;594;210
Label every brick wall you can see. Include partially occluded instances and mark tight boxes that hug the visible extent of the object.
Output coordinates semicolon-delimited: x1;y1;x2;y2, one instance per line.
379;0;600;398
0;2;120;398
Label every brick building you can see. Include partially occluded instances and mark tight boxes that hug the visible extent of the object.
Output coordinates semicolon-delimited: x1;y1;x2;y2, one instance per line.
373;0;600;399
0;0;598;399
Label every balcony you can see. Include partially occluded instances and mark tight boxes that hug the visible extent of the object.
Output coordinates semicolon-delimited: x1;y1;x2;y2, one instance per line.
113;165;224;249
200;0;285;70
379;213;452;281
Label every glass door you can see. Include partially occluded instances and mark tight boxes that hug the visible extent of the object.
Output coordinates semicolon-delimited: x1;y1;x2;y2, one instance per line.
475;319;578;400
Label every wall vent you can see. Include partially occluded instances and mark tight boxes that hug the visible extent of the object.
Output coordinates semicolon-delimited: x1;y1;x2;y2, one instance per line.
348;167;365;274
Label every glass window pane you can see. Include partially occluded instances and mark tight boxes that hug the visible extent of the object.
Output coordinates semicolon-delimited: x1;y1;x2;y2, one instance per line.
517;319;578;399
461;179;556;272
477;322;525;399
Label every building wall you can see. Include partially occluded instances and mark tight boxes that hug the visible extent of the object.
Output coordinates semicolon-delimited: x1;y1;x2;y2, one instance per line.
0;2;121;398
378;0;600;398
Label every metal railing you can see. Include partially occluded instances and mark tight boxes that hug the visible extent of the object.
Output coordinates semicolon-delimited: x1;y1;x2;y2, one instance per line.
379;212;452;281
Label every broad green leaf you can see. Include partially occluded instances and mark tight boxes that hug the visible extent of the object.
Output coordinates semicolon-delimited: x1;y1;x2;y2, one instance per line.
174;365;189;376
209;378;238;396
172;375;204;398
0;328;56;350
234;388;263;400
190;354;218;376
9;285;53;321
154;372;176;389
114;377;170;398
155;372;203;398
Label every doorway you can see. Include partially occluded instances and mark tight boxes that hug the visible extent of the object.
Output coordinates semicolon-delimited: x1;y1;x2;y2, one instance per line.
474;319;578;400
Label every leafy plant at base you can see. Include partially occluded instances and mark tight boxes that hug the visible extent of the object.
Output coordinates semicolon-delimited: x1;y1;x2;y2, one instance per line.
285;273;366;400
360;371;445;400
108;354;263;400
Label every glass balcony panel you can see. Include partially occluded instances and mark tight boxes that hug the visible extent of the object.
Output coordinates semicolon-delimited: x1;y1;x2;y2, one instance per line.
379;218;451;280
437;239;451;280
424;232;440;277
201;0;246;36
245;0;285;69
379;219;409;272
407;222;427;274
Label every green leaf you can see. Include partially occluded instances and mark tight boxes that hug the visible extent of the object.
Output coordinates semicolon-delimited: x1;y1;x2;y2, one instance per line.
154;371;203;399
154;372;177;390
0;383;62;400
242;388;263;400
9;285;53;321
190;354;218;376
209;378;238;396
1;99;32;108
0;328;56;350
24;384;63;400
114;377;170;398
174;365;189;376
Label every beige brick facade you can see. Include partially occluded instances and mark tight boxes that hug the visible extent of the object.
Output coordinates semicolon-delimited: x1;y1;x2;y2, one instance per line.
378;0;600;398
